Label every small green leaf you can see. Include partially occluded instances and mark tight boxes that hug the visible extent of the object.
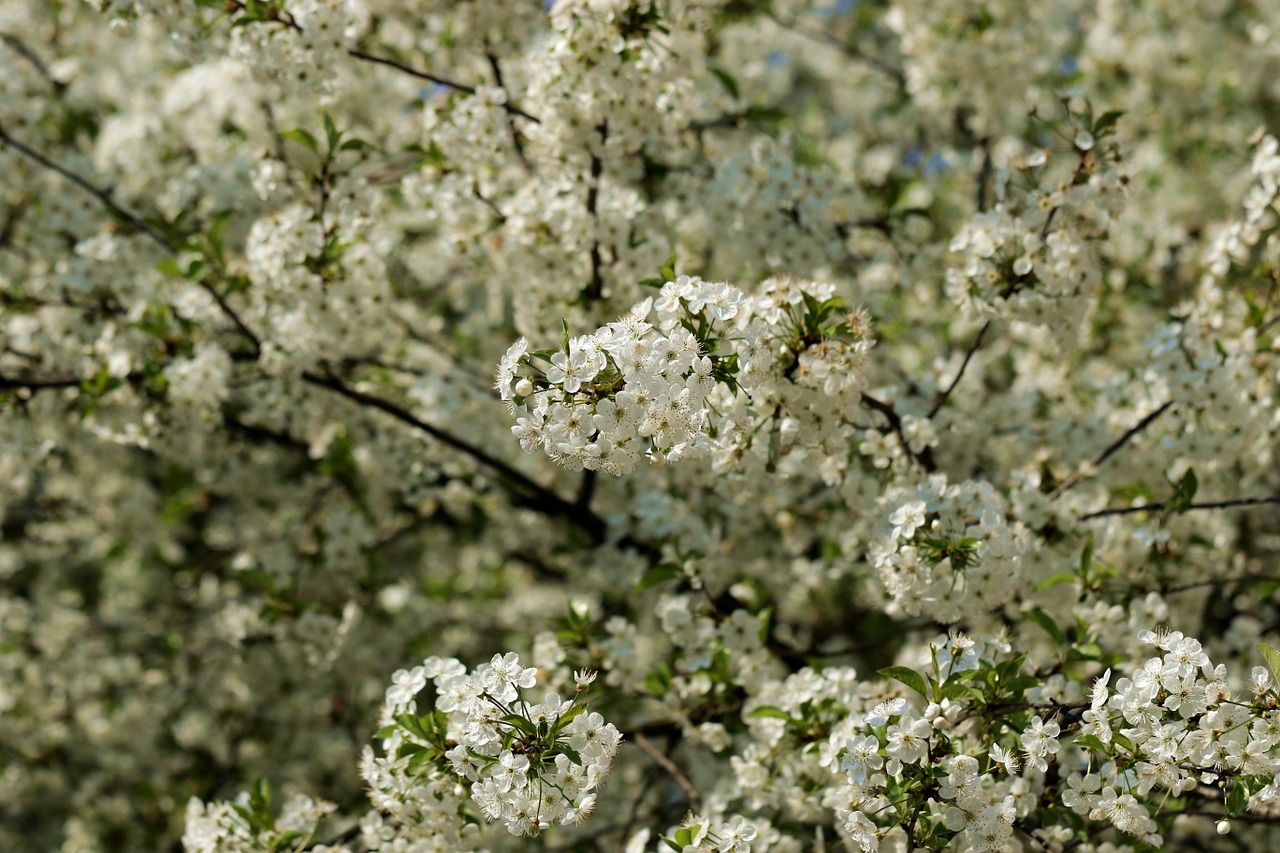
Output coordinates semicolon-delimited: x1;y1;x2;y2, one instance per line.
940;681;983;702
878;666;930;700
1093;110;1124;137
1025;607;1065;646
1036;572;1077;591
658;253;677;282
674;826;701;848
637;563;681;592
1072;733;1109;753
322;113;340;149
1227;779;1250;817
397;713;429;740
1258;643;1280;686
745;705;794;722
709;66;740;100
252;777;271;810
501;713;535;734
280;128;319;152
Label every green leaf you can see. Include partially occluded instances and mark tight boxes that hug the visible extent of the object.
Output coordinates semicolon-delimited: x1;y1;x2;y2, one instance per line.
552;703;585;731
561;319;571;354
877;666;930;700
1227;779;1250;817
673;826;702;848
745;705;794;722
280;128;319;152
501;713;535;734
1072;733;1109;753
1257;643;1280;686
251;777;271;810
1169;467;1198;513
658;253;677;282
558;743;583;765
1025;607;1064;646
1036;572;1076;591
338;137;371;153
322;113;340;150
636;563;681;592
1093;110;1124;137
709;66;740;100
940;681;983;702
397;713;429;740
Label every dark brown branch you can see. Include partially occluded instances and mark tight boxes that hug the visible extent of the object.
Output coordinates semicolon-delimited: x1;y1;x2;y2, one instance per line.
927;320;990;420
1050;400;1174;499
764;11;907;91
860;392;937;473
0;121;173;249
631;733;700;809
583;137;605;302
485;50;530;166
576;469;597;510
975;136;993;213
1;34;67;94
0;372;82;392
300;367;608;542
347;49;541;124
1081;494;1280;521
0;121;262;355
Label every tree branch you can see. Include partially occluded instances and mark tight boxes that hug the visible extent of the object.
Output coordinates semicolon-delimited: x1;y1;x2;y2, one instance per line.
0;121;262;355
1050;400;1174;499
860;392;937;473
300;367;609;542
1081;494;1280;521
631;733;700;810
347;49;541;124
927;320;990;420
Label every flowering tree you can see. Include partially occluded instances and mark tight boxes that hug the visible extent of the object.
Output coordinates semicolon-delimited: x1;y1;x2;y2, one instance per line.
4;0;1280;851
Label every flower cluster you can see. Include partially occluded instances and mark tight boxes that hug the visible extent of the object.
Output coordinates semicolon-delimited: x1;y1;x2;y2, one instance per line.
872;476;1036;621
945;105;1127;347
498;274;875;474
361;654;620;841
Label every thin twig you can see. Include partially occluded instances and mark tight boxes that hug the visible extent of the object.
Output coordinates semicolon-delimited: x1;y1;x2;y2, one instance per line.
974;136;992;213
927;320;990;420
582;123;607;302
0;121;262;354
347;49;541;124
1049;400;1174;499
300;367;608;542
1080;494;1280;521
860;392;937;473
0;122;173;249
632;733;700;809
1;34;66;94
485;50;530;166
0;372;83;392
764;10;906;91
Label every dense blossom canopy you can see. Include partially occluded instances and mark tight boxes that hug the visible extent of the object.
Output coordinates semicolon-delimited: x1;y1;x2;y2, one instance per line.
2;1;1280;851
